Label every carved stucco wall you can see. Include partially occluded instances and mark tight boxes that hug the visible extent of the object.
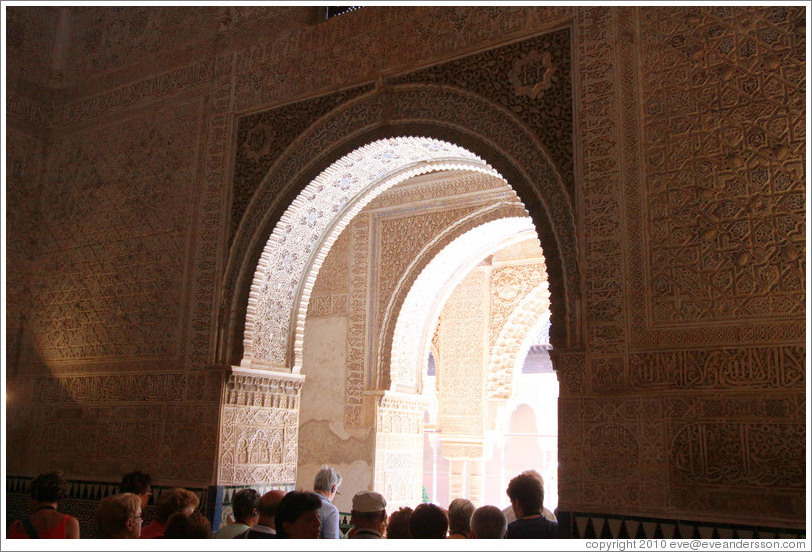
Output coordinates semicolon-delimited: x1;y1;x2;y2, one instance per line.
6;87;222;483
5;5;805;530
5;130;46;374
554;6;805;527
437;269;489;437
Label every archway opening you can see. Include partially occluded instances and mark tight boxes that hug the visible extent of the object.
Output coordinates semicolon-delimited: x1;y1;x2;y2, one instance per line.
418;235;558;514
244;136;560;514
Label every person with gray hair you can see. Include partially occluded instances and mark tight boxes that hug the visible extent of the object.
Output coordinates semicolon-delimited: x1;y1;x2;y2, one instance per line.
470;505;507;539
312;465;342;538
447;498;475;539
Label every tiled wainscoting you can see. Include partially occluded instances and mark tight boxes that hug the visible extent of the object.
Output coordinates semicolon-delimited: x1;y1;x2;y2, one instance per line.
558;511;806;540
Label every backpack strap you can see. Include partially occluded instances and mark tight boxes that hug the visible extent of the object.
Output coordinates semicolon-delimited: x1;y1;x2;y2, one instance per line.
22;518;39;539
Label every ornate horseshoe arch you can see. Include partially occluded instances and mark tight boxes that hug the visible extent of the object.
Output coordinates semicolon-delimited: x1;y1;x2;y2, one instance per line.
222;83;580;371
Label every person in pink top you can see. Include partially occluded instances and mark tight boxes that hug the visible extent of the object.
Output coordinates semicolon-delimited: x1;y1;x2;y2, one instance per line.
9;472;80;539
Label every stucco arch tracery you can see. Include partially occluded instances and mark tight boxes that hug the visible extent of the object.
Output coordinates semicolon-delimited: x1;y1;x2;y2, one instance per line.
242;137;504;372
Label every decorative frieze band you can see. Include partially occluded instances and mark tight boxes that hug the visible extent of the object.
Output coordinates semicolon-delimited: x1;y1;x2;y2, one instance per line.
224;367;305;407
629;346;804;390
375;391;427;435
50;61;215;127
553;346;804;396
6;372;221;404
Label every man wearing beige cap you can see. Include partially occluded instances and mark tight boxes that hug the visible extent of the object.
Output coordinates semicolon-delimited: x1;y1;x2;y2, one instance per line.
349;490;387;539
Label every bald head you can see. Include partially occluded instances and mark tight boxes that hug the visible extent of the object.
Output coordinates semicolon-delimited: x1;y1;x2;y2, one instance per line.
258;490;286;528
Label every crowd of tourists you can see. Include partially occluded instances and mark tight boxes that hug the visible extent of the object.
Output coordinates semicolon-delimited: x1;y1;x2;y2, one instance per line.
8;467;559;539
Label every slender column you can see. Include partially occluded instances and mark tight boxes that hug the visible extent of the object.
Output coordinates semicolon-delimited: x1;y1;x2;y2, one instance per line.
499;436;506;506
448;459;466;500
469;458;485;506
431;438;439;502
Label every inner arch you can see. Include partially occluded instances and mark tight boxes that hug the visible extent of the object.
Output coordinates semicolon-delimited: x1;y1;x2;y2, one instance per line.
389;217;537;391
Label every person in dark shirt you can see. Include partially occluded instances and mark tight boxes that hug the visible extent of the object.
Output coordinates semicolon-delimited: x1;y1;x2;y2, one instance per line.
504;473;558;538
119;471;153;511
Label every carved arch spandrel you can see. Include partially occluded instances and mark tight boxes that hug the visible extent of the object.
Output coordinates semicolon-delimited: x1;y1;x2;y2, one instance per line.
377;205;531;390
221;84;580;369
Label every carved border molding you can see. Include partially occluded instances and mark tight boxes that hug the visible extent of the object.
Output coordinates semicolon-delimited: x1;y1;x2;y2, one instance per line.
6;371;221;404
375;390;428;435
224;366;305;406
218;367;304;485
